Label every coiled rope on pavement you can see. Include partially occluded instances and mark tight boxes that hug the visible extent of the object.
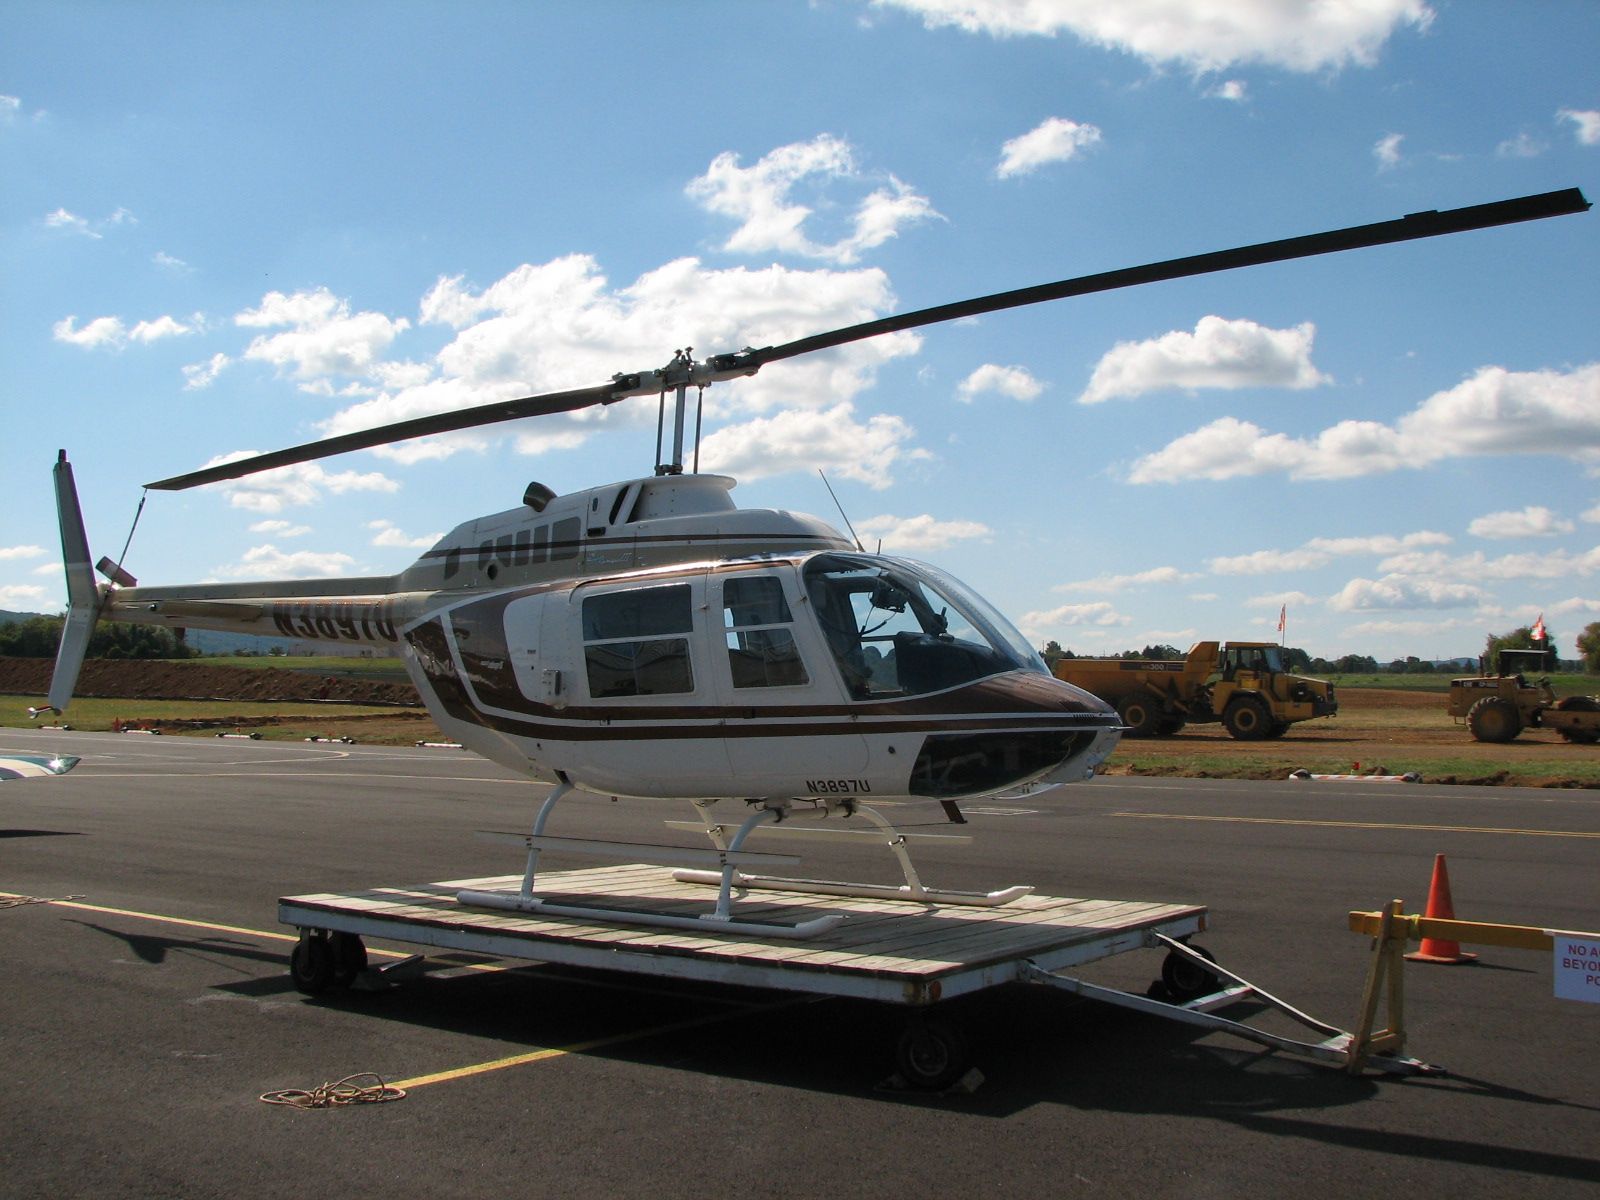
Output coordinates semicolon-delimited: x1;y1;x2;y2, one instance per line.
260;1073;406;1109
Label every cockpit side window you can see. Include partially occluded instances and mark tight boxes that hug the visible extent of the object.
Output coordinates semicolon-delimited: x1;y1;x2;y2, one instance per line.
721;575;808;689
581;583;694;698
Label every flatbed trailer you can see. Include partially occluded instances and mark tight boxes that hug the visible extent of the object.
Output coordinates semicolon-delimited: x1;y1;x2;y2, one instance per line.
279;864;1435;1088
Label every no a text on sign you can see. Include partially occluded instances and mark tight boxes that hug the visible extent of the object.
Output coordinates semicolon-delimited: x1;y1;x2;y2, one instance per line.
1551;933;1600;1003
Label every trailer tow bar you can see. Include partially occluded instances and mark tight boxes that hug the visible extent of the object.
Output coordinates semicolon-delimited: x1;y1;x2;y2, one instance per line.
1021;929;1441;1077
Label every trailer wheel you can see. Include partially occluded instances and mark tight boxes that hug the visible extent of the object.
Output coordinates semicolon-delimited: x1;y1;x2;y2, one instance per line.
1117;695;1161;737
1466;696;1522;743
1222;696;1271;740
330;932;368;986
1555;696;1600;744
895;1017;970;1091
1160;944;1221;1003
290;934;336;995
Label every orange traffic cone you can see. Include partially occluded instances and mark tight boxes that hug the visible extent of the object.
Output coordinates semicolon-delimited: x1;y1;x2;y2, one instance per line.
1404;853;1478;964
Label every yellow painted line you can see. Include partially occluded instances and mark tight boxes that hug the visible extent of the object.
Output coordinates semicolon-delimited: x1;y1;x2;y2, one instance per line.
0;892;420;959
389;1004;798;1091
4;889;802;1088
1111;813;1600;839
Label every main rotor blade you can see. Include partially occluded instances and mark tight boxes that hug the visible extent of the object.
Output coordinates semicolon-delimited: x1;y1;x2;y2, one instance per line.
723;188;1591;371
145;381;622;490
147;187;1587;491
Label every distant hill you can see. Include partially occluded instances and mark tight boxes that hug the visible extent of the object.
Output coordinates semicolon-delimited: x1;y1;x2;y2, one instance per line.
0;609;52;625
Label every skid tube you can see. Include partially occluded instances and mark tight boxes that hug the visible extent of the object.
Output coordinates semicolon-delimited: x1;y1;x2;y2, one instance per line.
1023;931;1442;1077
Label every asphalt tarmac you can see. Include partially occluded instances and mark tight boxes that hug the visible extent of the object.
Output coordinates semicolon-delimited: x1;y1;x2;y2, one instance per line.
2;728;1597;1199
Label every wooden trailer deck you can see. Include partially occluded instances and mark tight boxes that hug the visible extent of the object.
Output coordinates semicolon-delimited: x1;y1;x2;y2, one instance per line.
279;864;1206;1005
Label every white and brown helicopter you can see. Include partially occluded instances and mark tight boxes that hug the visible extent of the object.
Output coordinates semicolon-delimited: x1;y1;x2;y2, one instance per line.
35;188;1588;933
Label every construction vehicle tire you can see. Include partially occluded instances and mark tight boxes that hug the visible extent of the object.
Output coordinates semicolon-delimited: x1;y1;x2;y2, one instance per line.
1117;694;1161;737
1554;696;1600;743
1155;716;1186;736
1263;721;1290;739
1222;696;1272;740
1466;695;1522;743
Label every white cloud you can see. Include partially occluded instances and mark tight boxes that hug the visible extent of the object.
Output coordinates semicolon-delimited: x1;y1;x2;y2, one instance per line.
153;251;191;272
53;315;126;348
1210;547;1332;575
361;253;922;475
1328;575;1490;612
1210;530;1450;574
216;545;359;580
1079;316;1328;404
1468;505;1574;540
42;206;136;238
0;584;48;608
236;287;409;382
854;513;991;551
54;313;194;350
1017;600;1131;637
129;315;194;343
1247;590;1317;608
686;135;939;264
32;562;61;576
1305;531;1451;556
1377;546;1600;582
0;545;47;561
192;454;400;513
957;363;1044;402
1127;363;1600;483
1374;132;1404;169
697;404;924;489
183;353;231;390
1495;132;1544;159
1557;108;1600;146
873;0;1434;74
1054;566;1195;593
1210;80;1247;102
1583;503;1600;525
0;94;19;120
995;117;1102;178
368;519;442;549
44;208;97;237
249;519;312;537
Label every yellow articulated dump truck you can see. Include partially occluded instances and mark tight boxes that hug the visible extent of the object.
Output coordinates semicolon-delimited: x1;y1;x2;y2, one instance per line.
1052;641;1338;740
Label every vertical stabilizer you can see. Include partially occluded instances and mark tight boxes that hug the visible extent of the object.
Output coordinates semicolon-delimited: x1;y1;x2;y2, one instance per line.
31;452;104;717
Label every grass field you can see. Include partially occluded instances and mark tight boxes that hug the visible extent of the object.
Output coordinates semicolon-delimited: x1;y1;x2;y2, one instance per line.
2;695;435;745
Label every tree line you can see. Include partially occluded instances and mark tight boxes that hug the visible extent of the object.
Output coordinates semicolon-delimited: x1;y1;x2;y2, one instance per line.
0;615;197;660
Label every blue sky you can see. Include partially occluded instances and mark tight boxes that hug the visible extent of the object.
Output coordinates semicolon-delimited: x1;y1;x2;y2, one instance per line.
4;1;1598;662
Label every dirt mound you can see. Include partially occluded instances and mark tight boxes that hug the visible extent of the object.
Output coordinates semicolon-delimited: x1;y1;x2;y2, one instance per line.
0;657;421;706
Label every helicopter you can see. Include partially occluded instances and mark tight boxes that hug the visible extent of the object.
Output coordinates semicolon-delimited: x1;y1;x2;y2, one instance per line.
34;187;1588;930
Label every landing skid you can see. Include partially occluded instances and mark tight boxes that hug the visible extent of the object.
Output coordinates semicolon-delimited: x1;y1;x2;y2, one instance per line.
671;797;1032;908
454;786;1031;938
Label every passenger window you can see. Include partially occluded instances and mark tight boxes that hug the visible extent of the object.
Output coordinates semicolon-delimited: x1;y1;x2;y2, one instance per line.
550;516;581;562
582;584;694;697
722;576;808;689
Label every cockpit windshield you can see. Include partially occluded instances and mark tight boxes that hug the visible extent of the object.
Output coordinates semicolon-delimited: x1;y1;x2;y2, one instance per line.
801;553;1047;699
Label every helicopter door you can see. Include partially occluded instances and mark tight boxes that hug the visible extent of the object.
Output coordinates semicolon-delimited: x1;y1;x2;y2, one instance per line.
567;573;736;796
711;569;867;780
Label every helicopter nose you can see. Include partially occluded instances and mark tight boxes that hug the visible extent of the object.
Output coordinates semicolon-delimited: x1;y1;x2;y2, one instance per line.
906;671;1122;798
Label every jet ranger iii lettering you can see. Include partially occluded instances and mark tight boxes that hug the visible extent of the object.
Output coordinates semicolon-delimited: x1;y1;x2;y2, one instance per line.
35;188;1589;933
